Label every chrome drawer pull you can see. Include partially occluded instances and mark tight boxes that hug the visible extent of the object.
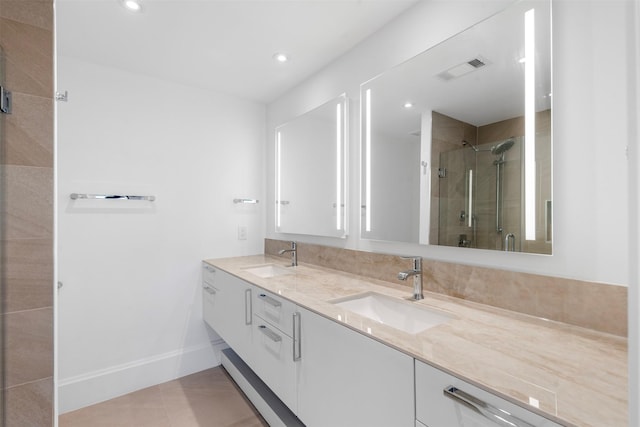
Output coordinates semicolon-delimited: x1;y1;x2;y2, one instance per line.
203;265;215;273
258;325;282;342
292;312;301;361
203;286;216;295
443;386;535;427
258;293;282;308
245;289;252;325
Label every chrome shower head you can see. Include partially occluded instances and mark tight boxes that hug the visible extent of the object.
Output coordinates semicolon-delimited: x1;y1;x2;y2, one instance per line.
491;139;515;155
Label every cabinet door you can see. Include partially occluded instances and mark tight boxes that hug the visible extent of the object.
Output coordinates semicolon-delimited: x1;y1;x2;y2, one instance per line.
297;307;414;427
202;265;254;363
415;360;562;427
250;315;298;413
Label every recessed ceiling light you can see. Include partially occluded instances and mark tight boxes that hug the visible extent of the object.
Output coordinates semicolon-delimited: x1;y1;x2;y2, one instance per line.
273;53;289;63
404;102;413;109
122;0;142;12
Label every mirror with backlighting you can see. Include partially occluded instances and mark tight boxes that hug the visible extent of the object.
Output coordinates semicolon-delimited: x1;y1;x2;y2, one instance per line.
276;94;348;238
360;0;551;254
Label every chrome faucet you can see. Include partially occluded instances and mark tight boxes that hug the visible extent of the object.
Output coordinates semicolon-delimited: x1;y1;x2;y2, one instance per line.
278;241;297;267
397;256;423;300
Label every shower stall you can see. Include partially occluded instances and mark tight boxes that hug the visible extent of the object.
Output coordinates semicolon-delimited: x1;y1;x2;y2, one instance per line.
438;136;523;251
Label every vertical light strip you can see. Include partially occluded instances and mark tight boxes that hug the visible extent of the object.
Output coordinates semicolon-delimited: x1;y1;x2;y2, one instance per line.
276;131;282;229
365;89;372;232
524;8;536;240
468;169;473;228
336;102;342;230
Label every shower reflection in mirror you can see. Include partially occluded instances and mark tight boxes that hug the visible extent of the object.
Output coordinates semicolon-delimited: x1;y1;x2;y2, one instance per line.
359;0;551;254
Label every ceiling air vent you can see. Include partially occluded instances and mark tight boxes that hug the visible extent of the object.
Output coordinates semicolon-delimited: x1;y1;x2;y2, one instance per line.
467;58;486;68
438;56;488;81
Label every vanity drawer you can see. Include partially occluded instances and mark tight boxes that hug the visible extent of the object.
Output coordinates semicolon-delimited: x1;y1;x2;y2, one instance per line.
250;317;298;413
253;289;296;336
415;360;561;427
202;282;221;330
202;263;216;285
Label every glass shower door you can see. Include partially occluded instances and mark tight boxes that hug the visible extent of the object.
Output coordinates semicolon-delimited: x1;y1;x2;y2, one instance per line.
438;148;476;248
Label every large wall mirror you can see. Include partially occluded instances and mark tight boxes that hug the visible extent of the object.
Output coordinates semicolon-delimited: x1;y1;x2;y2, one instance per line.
361;0;551;254
276;94;348;237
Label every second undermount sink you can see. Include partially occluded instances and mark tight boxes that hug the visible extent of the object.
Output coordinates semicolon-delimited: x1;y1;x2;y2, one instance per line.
331;292;454;334
244;264;294;278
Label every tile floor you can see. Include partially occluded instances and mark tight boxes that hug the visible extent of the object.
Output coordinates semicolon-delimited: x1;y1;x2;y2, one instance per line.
58;367;268;427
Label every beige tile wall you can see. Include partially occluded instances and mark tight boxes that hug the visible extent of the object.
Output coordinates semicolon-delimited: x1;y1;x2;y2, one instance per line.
265;239;627;337
1;0;54;425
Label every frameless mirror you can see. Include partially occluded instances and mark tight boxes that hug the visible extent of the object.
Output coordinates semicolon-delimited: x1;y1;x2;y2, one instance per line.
361;0;551;254
276;94;348;237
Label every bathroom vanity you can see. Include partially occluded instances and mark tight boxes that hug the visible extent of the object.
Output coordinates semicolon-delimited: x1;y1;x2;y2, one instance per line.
202;256;627;427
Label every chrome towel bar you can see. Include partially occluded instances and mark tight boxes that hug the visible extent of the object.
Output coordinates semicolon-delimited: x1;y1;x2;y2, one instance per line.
70;193;156;201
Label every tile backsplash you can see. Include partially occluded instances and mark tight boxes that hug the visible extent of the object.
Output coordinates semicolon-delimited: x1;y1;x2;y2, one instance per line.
265;239;627;337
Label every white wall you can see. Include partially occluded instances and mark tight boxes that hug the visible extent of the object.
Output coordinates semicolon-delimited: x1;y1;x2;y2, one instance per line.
629;2;640;424
266;0;633;287
56;56;265;412
366;131;420;243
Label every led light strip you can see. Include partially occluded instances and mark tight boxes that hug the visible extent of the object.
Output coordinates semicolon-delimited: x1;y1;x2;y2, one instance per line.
365;89;372;232
336;103;343;230
524;8;536;241
276;131;282;229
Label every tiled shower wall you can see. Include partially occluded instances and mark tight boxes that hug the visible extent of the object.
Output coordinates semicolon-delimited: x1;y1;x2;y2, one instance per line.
1;0;55;425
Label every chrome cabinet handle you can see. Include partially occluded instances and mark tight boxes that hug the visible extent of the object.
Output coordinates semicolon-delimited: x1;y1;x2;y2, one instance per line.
258;325;282;342
203;265;215;273
258;293;282;308
292;312;301;361
245;289;252;325
203;286;216;295
443;386;535;427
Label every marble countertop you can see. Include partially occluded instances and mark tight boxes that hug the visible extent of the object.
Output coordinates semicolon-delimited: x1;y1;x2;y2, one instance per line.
204;255;628;427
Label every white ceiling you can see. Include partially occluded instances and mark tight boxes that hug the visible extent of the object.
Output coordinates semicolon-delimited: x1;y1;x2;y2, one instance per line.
56;0;420;103
363;0;552;138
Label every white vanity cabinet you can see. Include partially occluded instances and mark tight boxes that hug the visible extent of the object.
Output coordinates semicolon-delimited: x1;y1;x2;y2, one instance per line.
202;263;254;363
415;360;562;427
297;306;415;427
249;289;300;413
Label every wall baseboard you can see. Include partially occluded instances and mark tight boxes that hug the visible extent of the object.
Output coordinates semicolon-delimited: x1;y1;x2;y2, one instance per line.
58;339;227;414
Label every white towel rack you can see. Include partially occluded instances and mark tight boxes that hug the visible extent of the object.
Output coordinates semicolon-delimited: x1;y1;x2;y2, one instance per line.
233;198;259;204
70;193;156;201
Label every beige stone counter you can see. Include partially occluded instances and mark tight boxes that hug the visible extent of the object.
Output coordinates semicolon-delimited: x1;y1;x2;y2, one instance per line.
204;255;628;427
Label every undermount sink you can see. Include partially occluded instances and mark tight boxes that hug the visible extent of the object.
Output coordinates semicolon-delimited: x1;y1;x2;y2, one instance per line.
331;292;454;334
244;264;294;278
